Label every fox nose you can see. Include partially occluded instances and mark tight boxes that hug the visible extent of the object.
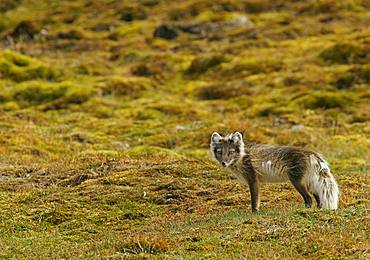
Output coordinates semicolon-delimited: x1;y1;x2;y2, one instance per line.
221;162;226;166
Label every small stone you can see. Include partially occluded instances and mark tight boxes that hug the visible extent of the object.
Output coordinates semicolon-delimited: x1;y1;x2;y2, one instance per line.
291;124;305;131
111;142;130;150
273;117;287;126
226;15;253;27
175;125;190;131
92;23;114;32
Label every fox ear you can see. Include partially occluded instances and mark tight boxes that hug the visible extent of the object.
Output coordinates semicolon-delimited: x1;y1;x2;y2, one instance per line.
232;132;243;143
211;132;222;144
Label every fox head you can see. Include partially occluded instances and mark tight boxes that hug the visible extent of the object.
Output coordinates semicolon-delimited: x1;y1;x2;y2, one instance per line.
210;132;245;167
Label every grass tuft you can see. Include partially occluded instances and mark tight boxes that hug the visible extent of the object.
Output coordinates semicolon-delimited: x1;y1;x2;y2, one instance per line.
117;236;170;255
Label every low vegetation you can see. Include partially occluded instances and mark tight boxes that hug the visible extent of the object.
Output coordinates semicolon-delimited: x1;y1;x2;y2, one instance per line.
0;0;368;258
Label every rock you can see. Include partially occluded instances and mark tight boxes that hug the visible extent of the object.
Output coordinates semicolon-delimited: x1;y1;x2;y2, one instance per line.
177;22;219;36
175;125;189;131
225;15;253;27
153;25;178;40
177;15;253;37
187;207;194;213
273;117;288;126
291;124;305;132
110;142;130;150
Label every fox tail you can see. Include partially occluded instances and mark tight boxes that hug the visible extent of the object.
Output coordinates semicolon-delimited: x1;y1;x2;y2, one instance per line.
306;154;339;209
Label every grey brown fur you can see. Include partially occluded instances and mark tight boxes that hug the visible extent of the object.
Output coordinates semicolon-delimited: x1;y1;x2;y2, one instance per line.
210;132;339;212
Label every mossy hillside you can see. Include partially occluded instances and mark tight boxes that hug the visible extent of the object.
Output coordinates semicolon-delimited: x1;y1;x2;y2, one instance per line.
0;50;59;81
0;81;94;108
0;0;369;258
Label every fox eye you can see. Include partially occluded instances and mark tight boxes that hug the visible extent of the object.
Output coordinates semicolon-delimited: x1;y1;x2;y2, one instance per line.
216;148;222;153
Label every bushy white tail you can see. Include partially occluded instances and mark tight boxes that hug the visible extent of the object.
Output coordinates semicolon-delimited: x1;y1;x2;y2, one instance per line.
307;155;339;209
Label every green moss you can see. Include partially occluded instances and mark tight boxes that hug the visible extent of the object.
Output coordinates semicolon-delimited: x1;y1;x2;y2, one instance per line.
136;108;163;120
251;102;295;117
119;6;147;22
335;65;370;89
1;81;94;108
335;73;355;89
108;22;145;40
99;76;154;98
0;50;59;82
0;17;8;32
146;133;178;149
0;101;19;111
75;62;111;76
127;145;182;159
320;43;368;64
57;29;86;40
224;58;283;76
81;98;115;118
298;0;362;14
9;81;68;107
195;10;236;23
352;65;370;84
197;83;252;100
297;92;352;109
63;84;95;105
186;55;228;75
243;0;272;13
0;0;22;12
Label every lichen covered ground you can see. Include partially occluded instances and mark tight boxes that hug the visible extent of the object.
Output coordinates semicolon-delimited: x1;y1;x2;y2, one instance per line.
0;0;369;258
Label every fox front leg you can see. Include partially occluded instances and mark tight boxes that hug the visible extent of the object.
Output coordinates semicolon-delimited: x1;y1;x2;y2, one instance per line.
247;178;260;212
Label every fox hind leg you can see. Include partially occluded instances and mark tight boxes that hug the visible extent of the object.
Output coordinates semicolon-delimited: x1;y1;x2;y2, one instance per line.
288;168;313;208
290;180;313;207
313;193;321;208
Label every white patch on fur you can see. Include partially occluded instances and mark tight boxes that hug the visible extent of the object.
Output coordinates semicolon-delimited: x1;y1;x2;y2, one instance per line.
225;159;235;167
210;132;221;160
262;160;272;174
224;134;233;141
259;160;289;183
238;142;246;158
305;155;339;209
232;132;242;143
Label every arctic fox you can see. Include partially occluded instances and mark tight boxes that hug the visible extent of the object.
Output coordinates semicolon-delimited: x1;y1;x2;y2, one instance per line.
210;132;339;212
